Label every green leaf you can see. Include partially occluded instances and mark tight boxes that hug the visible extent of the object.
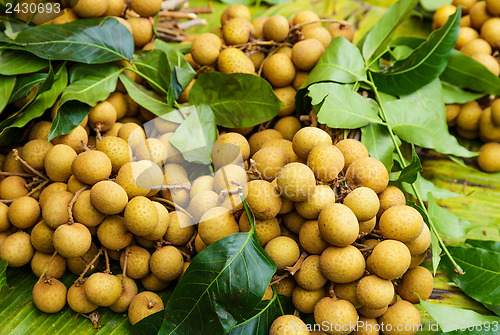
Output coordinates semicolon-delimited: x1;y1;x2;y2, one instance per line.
403;173;462;200
442;246;500;305
384;79;477;158
228;294;293;335
428;194;476;239
0;64;67;143
420;0;452;11
361;123;397;171
392;145;422;184
2;17;134;64
302;37;366;88
48;101;90;141
132;50;170;95
466;239;500;254
170;105;217;165
9;73;47;103
441;50;500;95
0;75;15;114
119;73;174;116
309;83;383;129
156;231;277;335
371;9;460;95
430;228;442;274
0;49;47;75
189;72;281;128
360;0;420;62
0;259;7;293
441;330;500;335
131;311;163;335
0;267;133;333
420;299;500;332
442;82;486;104
60;63;121;107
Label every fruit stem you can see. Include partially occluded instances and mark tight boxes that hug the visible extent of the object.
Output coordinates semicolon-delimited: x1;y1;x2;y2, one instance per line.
367;72;465;275
67;186;89;225
151;197;193;219
75;249;103;286
121;246;130;291
12;149;48;181
103;248;111;274
289;19;344;32
286;252;308;275
37;251;58;283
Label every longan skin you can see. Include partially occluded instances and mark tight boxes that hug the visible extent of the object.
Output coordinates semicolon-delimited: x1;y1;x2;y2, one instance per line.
292;286;325;313
269;315;309;335
313;298;358;335
367;240;411;280
335;139;369;170
405;223;431;255
295;185;335;220
198;207;239;245
356;275;394;309
320;246;365;283
318;203;359;247
478;142;500;172
343;187;380;222
294;255;328;290
263;53;296;88
264;236;300;271
379;205;424;243
299;220;329;255
397;266;434;303
32;279;67;314
293;127;332;161
377;185;406;217
276;163;316;202
378;301;421;335
346;157;389;194
307;144;345;182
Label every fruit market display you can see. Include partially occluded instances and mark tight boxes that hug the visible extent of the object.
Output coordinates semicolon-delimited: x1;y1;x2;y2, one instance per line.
0;0;499;334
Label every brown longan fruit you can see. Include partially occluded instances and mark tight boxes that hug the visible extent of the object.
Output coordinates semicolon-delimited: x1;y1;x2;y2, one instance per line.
141;273;169;291
30;251;66;278
29;121;52;141
239;215;281;246
263;15;289;42
263;53;296;88
318;203;359;247
293;127;332;161
85;272;123;307
249;129;283;155
128;291;164;326
314;298;358;335
379;205;424;243
191;33;222;66
277;163;316;202
433;5;457;29
262;139;300;163
405;223;431;255
456;27;479;49
199;207;239;245
356;275;394;309
44;144;77;182
291;10;320;28
283;211;307;234
53;223;92;258
150;245;184;281
320;245;365;283
292;286;325;313
0;176;28;200
252;146;287;181
470;1;493;30
221;4;251;25
471;53;500;76
346;157;389;194
52;125;88;154
72;150;112;185
269;315;309;335
294;255;328;291
479;107;500;142
274;116;301;141
264;236;300;271
124;196;159;237
453;0;478;14
491;99;500;127
327;20;355;42
307;144;345;182
0;203;9;232
130;0;161;17
0;231;34;267
187;191;218;223
8;196;40;229
292;39;325;71
88;101;117;132
70;0;108;18
245;180;282;219
222;18;252;45
398;266;434;303
217;47;255;74
302;25;332;49
378;301;421;335
295;185;335;220
96;135;131;173
367;240;411;280
334;280;362;308
164;211;195;246
120;245;151;279
32;278;67;313
72;190;106;227
42;191;74;229
299;220;329;255
20;139;53;171
343;187;379;222
211;132;250;169
377;185;406;217
477;142;500;172
97;216;133;250
67;280;98;314
91;180;128;215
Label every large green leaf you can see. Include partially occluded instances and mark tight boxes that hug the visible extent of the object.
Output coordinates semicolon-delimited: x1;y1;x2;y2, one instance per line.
309;82;383;129
189;72;281;128
119;74;174;117
361;123;397;171
371;9;460;95
442;82;486;104
0;259;7;293
0;75;15;114
2;18;134;64
420;299;500;333
0;267;131;334
9;73;47;103
48;101;90;141
228;293;294;335
170;105;217;165
59;63;122;107
442;246;500;305
0;49;47;75
155;231;276;335
384;79;477;158
441;50;500;95
428;194;477;239
132;50;171;95
302;37;366;88
391;145;422;184
466;240;500;253
360;0;420;62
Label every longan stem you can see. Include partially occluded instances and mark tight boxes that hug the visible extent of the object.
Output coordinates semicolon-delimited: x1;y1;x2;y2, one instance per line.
289;19;344;32
0;171;35;178
286;252;308;275
12;149;48;181
151;197;193;219
270;273;289;286
328;282;336;298
75;249;103;286
368;72;465;275
67;186;89;225
121;246;130;291
103;248;111;274
186;233;197;251
37;251;58;283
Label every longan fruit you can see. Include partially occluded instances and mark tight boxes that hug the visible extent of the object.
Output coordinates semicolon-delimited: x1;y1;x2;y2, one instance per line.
334;280;362;308
291;10;320;28
190;33;222;66
130;0;161;17
150;245;184;281
477;142;500;172
239;215;281;246
456;27;479;49
379;205;424;243
53;223;92;258
295;185;335;220
294;255;328;291
198;207;239;245
211;132;250;169
367;240;411;280
263;53;296;88
221;4;251;25
470;1;493;30
276;163;316;202
97;216;133;250
405;224;431;255
85;272;123;307
249;129;283;156
32;278;67;313
346;157;389;194
327;20;355;42
292;286;325;313
318;203;359;247
30;221;55;253
299;220;329;255
269;315;309;335
70;0;108;18
222;18;252;45
471;53;500;76
0;231;34;267
44;144;77;182
128;17;154;47
302;25;332;49
307;144;345;182
263;15;289;42
292;127;332;161
320;246;365;283
164;211;195;246
460;38;492;56
314;298;358;335
264;236;300;271
274;116;301;141
377;185;406;217
20;139;53;171
397;266;434;303
67;280;98;314
217;47;255;74
31;251;66;278
96;135;131;173
128;291;164;326
356;275;394;309
88;101;117;132
252;147;287;181
292;39;325;71
72;150;112;185
378;301;421;335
